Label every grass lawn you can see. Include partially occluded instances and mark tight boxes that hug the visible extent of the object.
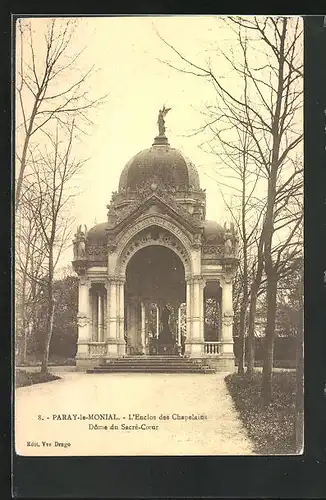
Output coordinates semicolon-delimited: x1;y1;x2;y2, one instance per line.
225;371;297;455
15;370;61;388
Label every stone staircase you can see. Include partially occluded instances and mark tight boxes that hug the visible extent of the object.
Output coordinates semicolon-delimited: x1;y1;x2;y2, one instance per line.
86;355;216;374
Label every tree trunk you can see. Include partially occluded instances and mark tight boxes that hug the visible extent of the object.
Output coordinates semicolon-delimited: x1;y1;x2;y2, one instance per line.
262;275;277;402
238;163;249;375
247;234;264;376
41;250;55;374
41;301;54;374
246;282;259;375
20;269;28;364
295;266;304;453
238;299;247;374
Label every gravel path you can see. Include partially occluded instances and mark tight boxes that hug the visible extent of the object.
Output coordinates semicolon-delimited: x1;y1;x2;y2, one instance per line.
15;371;255;456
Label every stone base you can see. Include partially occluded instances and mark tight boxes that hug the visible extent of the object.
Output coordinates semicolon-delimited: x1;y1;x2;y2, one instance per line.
75;357;100;370
76;354;235;373
202;356;235;372
185;341;203;357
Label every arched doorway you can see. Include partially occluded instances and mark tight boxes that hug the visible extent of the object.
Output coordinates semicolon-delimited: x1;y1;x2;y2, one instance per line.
124;245;186;355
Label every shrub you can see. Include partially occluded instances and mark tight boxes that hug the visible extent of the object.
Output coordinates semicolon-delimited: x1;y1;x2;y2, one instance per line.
15;370;61;388
225;371;297;454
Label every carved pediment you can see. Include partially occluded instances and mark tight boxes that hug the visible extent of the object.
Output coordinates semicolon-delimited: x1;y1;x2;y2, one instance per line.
144;203;164;215
113;192;201;234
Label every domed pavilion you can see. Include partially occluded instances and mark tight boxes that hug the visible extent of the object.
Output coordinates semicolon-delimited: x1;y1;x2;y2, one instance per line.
72;112;239;371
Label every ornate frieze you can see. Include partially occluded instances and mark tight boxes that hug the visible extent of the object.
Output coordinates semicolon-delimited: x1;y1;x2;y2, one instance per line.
202;245;224;258
118;226;191;274
116;214;193;255
87;244;108;257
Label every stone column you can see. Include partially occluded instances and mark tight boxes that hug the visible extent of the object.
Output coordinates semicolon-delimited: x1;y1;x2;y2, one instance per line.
177;305;182;347
106;278;119;356
128;300;138;354
185;277;205;357
141;301;146;354
193;277;205;355
91;289;97;341
199;280;206;341
98;290;104;342
117;279;126;355
185;279;192;343
156;304;160;339
76;278;91;359
220;278;234;356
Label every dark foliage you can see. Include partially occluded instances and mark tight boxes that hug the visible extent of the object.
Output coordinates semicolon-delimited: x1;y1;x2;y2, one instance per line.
15;370;61;388
233;336;297;362
225;372;296;454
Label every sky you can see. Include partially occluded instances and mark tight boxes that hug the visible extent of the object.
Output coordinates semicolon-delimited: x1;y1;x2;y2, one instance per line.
16;16;303;273
65;17;237;222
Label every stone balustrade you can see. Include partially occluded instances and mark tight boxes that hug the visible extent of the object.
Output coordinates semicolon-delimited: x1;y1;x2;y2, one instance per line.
204;341;221;355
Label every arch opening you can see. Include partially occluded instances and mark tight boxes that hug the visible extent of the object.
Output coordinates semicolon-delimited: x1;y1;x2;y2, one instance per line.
124;245;186;355
116;224;192;277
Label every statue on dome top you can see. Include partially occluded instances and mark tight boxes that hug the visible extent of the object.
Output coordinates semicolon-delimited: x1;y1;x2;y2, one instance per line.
157;105;171;136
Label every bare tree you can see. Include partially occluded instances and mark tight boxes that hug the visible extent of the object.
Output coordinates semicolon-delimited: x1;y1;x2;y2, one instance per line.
207;121;265;375
15;18;107;368
15;186;48;363
22;120;84;373
156;16;303;401
15;18;107;210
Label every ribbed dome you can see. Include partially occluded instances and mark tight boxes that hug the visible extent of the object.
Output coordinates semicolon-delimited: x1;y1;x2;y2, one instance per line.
203;220;224;242
119;137;200;192
87;222;108;241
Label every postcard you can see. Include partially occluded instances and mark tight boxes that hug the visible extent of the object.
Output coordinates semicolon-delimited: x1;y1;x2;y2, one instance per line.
14;15;304;458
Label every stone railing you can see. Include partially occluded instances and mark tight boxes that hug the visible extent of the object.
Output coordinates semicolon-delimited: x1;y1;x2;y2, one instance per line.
88;342;107;357
204;341;221;355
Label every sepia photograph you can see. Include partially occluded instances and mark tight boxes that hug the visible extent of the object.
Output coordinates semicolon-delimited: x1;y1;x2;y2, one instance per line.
14;15;304;457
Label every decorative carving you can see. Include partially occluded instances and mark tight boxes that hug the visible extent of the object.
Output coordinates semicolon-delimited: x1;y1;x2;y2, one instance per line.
79;276;89;286
115;204;137;224
87;245;107;256
116;214;192;258
222;312;234;327
107;204;117;226
193;202;204;220
73;260;87;276
106;234;117;253
118;226;191;274
113;186;203;229
192;233;202;249
89;344;108;357
202;245;223;257
77;314;90;328
221;273;233;285
222;221;240;259
224;228;233;257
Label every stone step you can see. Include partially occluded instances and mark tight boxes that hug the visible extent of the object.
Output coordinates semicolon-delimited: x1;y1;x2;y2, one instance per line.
86;356;216;374
99;361;207;367
102;362;197;365
87;367;215;374
106;356;194;363
91;366;210;371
